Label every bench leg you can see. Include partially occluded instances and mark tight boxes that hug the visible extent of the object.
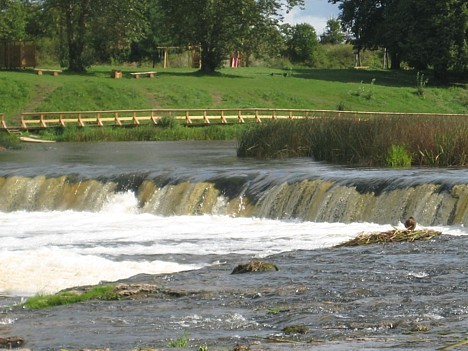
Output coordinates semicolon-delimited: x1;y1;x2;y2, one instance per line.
52;71;60;76
36;70;43;75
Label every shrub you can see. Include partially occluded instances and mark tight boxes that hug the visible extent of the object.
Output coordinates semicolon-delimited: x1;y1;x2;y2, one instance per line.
167;333;189;348
158;115;177;129
386;145;412;167
416;72;429;96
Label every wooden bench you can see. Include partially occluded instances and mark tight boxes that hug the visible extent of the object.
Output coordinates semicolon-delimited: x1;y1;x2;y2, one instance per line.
130;71;157;79
34;68;63;76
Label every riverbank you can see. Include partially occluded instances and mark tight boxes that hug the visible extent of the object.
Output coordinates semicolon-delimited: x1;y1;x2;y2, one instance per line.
1;67;466;127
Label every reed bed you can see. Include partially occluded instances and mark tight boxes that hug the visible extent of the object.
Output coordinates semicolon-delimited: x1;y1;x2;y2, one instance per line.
237;116;468;167
48;123;245;142
0;131;20;149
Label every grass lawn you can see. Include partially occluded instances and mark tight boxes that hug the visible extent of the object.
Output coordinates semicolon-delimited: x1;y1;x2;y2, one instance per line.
0;66;466;126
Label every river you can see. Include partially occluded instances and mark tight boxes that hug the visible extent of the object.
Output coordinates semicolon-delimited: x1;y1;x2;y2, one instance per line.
0;141;467;350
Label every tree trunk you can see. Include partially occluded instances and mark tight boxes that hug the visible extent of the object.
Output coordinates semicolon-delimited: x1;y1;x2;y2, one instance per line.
200;44;219;74
434;64;449;84
65;0;89;72
390;51;401;70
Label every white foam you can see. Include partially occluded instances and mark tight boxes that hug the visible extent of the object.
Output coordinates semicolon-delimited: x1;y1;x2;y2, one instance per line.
1;192;466;297
0;247;199;296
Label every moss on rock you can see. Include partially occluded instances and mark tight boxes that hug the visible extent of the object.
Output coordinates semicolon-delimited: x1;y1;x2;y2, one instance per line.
231;260;279;274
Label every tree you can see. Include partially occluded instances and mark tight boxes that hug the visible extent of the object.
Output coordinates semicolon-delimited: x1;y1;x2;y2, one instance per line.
44;0;149;71
129;5;172;67
0;0;29;40
284;23;321;65
157;0;305;73
330;0;468;78
330;0;387;67
320;18;345;45
399;0;467;81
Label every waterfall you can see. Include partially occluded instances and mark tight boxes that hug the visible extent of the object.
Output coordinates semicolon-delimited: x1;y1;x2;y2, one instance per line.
1;174;466;226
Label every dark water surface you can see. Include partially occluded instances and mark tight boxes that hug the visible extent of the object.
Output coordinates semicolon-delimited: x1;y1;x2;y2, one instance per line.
1;235;467;351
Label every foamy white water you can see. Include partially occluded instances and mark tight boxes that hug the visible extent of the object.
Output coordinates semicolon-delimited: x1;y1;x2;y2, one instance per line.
1;192;466;297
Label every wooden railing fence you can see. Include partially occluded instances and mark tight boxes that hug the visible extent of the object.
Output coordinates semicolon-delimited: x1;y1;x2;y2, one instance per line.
0;108;467;131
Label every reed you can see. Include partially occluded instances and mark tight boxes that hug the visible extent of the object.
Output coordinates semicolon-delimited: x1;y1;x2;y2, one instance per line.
49;123;245;142
0;132;20;149
237;116;468;167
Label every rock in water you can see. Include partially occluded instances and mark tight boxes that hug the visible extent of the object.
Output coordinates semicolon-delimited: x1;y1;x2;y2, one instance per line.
231;260;279;274
0;336;25;348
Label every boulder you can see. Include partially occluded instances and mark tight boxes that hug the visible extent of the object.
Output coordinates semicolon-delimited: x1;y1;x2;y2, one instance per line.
231;260;279;274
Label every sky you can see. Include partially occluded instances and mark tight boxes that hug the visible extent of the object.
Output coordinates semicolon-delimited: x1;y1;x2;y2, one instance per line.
282;0;341;35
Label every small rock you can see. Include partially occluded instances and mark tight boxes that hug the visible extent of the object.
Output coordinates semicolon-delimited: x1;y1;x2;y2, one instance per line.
233;343;250;351
0;336;25;348
231;260;279;274
282;324;309;334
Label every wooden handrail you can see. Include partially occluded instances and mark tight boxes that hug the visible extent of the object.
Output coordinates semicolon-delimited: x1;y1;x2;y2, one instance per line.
0;108;465;131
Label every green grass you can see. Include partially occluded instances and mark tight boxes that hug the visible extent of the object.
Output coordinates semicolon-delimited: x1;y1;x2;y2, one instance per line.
23;285;119;309
0;66;466;128
0;131;21;149
167;332;190;348
40;123;245;142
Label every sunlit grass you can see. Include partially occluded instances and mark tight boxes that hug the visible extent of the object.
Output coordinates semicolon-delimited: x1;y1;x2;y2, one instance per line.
1;67;466;128
23;285;119;309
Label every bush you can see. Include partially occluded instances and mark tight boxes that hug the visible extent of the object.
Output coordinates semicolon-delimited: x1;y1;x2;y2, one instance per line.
386;145;412;167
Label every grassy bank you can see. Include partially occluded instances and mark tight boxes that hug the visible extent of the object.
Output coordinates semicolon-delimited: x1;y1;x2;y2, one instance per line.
237;116;468;167
29;122;245;142
1;66;466;127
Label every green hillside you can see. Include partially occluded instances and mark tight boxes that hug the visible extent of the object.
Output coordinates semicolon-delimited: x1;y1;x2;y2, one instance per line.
1;66;466;127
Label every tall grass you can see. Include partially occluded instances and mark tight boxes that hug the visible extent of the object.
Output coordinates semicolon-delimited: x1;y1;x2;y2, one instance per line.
49;123;245;142
0;132;20;149
237;116;468;167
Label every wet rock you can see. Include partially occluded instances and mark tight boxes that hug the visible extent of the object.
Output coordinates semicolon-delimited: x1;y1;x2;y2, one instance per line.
231;260;279;274
282;325;309;334
113;283;161;298
0;336;24;348
233;343;250;351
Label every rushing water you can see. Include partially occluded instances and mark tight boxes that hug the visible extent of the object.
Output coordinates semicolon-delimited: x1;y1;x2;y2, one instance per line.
0;141;467;350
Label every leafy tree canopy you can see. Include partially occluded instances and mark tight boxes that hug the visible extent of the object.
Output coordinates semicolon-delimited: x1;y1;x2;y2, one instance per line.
157;0;305;73
330;0;467;79
320;18;346;45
